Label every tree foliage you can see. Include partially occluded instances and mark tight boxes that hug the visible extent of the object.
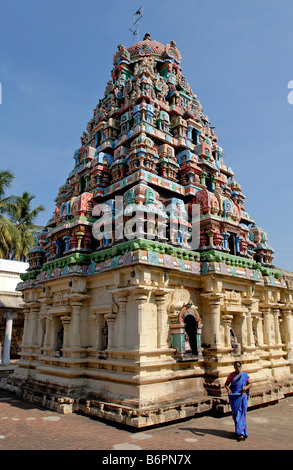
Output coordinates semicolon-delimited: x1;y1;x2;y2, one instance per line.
0;170;45;261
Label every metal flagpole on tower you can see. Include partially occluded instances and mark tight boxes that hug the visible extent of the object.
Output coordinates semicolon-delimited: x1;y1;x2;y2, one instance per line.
129;6;143;43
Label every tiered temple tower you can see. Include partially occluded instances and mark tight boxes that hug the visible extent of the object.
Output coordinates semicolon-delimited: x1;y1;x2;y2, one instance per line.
3;34;293;427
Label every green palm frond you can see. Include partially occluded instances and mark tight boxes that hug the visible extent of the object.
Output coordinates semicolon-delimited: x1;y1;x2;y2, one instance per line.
0;171;45;261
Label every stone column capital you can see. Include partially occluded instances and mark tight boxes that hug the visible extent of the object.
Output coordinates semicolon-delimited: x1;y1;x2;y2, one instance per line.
104;312;117;322
68;293;89;305
27;301;41;311
201;292;224;304
222;314;233;323
128;285;153;301
272;306;281;314
259;302;271;313
3;311;18;320
242;298;254;309
155;287;173;295
111;290;130;304
281;308;292;316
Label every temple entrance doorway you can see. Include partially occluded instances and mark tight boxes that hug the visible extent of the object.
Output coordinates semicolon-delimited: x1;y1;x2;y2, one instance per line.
184;314;198;355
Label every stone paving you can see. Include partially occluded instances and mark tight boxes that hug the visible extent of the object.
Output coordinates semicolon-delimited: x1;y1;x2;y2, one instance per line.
0;387;293;452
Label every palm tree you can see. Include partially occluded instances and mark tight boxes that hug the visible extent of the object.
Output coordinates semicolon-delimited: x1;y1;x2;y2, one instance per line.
10;191;45;261
0;170;20;259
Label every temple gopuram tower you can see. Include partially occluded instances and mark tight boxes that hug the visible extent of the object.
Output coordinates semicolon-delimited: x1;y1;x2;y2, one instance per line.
3;34;293;427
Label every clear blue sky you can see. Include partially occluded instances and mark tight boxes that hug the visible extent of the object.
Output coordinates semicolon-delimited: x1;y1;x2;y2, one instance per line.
0;0;293;270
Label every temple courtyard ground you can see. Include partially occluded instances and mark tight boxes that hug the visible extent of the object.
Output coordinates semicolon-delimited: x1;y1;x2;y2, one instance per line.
0;382;292;452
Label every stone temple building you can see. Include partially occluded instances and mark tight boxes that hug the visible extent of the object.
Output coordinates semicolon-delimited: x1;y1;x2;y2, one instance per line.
0;260;29;365
2;34;293;428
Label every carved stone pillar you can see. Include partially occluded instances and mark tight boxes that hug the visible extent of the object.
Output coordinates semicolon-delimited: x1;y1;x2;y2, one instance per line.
41;293;53;353
104;313;117;350
206;229;216;248
196;322;203;359
280;307;293;364
170;322;186;359
261;305;272;347
23;305;33;349
61;316;71;349
21;306;30;347
68;288;88;351
30;303;41;348
2;312;18;365
36;314;45;348
272;307;282;346
76;231;84;250
201;292;224;349
242;299;255;348
238;311;251;353
222;314;233;348
133;288;151;350
70;302;82;349
89;312;103;351
244;312;253;348
42;313;53;352
252;313;264;347
155;291;169;349
116;291;128;349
